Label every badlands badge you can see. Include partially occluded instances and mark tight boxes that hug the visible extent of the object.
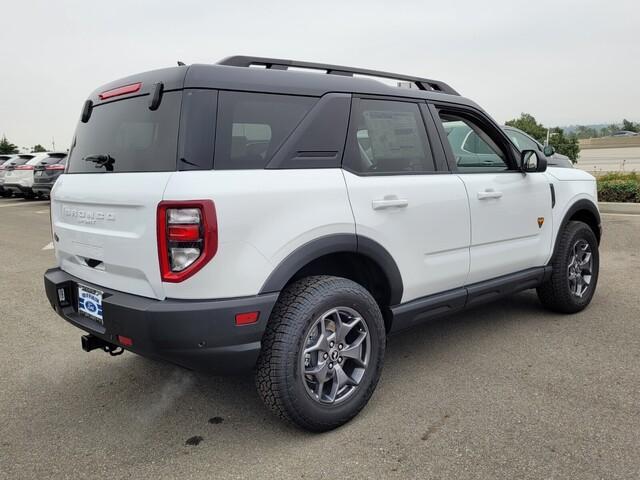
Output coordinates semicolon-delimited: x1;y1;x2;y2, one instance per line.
537;217;545;228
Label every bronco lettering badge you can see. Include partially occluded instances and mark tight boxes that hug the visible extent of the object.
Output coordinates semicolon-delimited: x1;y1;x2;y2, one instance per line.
63;207;116;224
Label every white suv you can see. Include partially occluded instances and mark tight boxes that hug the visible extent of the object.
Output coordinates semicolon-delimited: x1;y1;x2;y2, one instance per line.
44;56;601;431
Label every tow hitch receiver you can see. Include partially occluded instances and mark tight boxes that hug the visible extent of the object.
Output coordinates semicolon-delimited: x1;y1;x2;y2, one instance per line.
81;334;124;356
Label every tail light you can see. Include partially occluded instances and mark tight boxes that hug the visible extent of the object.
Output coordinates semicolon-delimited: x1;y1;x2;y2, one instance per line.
16;165;34;170
157;200;217;282
46;164;66;170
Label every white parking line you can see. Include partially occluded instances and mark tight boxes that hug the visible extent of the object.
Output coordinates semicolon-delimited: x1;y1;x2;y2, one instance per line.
601;212;640;218
0;200;49;208
42;242;54;250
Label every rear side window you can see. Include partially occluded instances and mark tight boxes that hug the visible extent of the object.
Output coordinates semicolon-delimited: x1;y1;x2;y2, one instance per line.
344;99;435;174
214;92;316;169
67;92;182;173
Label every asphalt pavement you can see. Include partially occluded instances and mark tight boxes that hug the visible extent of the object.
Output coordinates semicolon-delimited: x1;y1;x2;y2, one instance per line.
1;196;638;479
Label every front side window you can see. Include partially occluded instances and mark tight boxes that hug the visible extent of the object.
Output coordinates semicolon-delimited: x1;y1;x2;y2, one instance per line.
344;99;435;174
215;92;316;169
438;112;511;171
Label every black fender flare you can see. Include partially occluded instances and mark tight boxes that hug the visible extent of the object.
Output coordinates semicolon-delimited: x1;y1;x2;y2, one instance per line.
259;233;404;305
552;199;601;259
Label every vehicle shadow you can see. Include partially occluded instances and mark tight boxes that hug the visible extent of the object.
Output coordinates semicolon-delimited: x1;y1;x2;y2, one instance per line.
16;290;560;463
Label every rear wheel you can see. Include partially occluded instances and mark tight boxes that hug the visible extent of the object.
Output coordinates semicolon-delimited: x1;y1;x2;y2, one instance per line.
256;275;386;431
537;221;599;313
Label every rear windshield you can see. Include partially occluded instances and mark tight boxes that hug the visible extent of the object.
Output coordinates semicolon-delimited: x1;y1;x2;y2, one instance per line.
67;92;181;173
41;154;67;165
11;156;33;166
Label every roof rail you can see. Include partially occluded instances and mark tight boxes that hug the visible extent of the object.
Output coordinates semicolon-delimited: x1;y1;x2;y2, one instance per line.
217;56;459;96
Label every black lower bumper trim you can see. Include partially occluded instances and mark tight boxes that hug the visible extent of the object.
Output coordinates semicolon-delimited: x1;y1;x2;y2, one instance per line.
44;268;279;374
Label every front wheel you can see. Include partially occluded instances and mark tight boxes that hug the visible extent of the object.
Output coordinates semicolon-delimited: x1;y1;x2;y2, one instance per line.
537;221;599;313
256;275;386;432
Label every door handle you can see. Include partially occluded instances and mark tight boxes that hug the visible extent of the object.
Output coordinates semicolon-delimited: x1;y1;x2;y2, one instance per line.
372;195;409;210
477;189;503;200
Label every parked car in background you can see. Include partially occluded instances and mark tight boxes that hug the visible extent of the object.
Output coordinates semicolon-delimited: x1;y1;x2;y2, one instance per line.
32;154;67;197
4;153;66;198
0;155;19;197
612;130;638;137
502;126;574;168
0;155;32;197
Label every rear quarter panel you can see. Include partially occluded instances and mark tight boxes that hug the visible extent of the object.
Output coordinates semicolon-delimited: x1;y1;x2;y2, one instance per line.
162;169;355;299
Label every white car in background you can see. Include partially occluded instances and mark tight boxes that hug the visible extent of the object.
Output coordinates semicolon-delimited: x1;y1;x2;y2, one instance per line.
3;153;67;198
0;155;21;197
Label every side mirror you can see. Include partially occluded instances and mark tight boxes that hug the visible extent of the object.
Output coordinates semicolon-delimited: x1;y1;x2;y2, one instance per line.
521;149;547;173
543;145;555;156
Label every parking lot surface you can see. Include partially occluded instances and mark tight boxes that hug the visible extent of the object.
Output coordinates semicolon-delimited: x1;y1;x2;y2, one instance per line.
1;197;638;479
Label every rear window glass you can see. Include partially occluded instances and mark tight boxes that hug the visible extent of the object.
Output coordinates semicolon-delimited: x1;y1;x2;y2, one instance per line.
11;157;33;166
67;92;182;173
37;155;67;166
214;92;316;169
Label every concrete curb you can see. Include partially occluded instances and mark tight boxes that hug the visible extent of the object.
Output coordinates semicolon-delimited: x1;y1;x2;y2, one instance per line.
599;202;640;215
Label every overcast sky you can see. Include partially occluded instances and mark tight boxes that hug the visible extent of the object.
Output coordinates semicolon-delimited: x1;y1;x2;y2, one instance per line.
1;0;638;151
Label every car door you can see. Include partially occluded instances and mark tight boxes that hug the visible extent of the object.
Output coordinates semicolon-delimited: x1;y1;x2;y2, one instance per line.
342;97;471;303
430;104;553;285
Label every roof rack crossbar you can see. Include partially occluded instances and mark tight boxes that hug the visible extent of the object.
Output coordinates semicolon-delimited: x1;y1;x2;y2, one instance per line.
217;56;459;96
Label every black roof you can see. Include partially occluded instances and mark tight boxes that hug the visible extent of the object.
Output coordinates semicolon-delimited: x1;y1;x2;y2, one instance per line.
89;56;479;110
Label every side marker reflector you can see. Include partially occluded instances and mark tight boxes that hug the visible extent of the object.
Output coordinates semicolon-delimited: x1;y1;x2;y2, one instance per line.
235;311;259;326
117;335;133;347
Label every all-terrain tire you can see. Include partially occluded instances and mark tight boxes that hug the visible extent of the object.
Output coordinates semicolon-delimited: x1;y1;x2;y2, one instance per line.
537;221;599;313
256;275;386;432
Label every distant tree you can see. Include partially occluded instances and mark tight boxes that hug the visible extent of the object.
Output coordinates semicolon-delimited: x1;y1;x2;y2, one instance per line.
621;119;639;133
549;127;580;163
505;113;547;143
31;144;47;153
575;125;599;139
0;135;19;154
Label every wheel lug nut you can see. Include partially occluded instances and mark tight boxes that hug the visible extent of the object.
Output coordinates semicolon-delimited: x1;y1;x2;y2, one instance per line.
330;341;335;348
323;353;328;359
329;362;334;369
338;344;343;350
338;357;343;363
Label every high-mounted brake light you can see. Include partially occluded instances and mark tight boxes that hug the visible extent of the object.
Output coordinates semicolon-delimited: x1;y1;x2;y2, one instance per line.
99;82;142;100
157;200;217;282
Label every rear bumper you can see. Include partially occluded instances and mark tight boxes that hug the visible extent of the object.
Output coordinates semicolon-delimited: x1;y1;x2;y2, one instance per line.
44;268;278;374
32;184;53;195
4;183;33;194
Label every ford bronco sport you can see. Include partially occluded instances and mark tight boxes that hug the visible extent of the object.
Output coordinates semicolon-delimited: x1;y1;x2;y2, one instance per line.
44;56;601;431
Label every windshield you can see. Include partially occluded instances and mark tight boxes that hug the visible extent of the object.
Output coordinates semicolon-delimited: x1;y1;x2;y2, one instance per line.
67;92;182;173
